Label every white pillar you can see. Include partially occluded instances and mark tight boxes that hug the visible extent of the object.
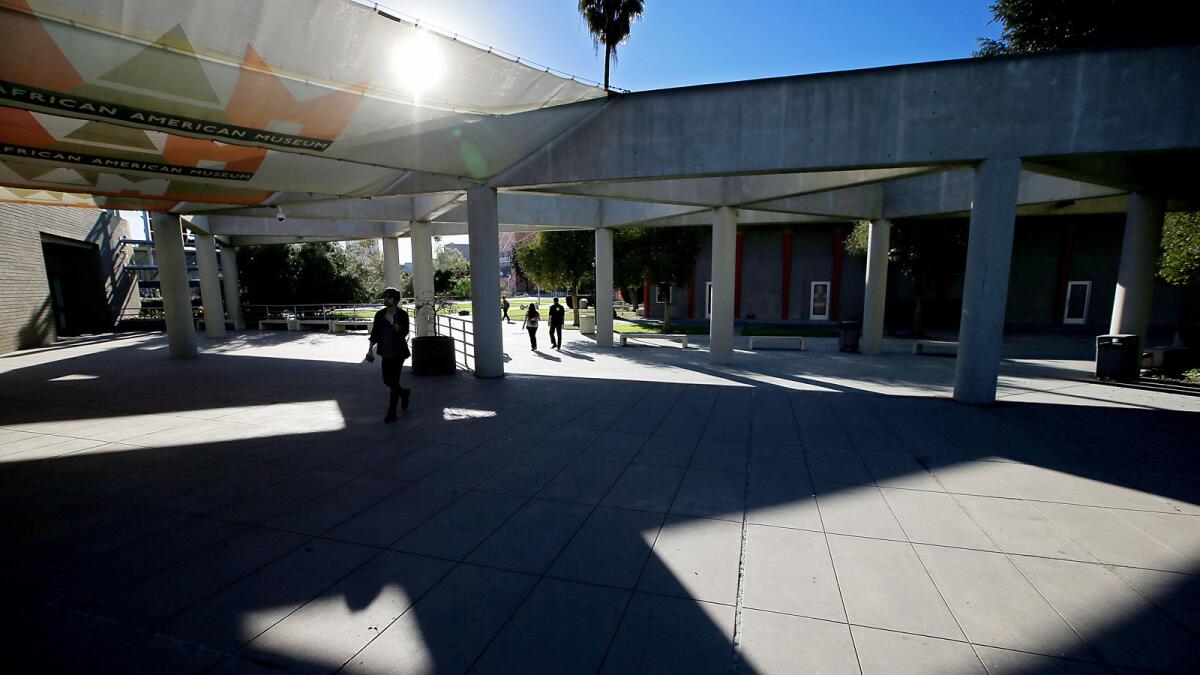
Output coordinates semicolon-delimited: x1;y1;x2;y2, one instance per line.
1110;192;1165;353
595;227;615;347
382;235;403;290
467;185;504;378
150;212;198;358
861;218;892;355
191;227;226;338
220;244;245;330
411;221;436;338
710;207;737;364
954;157;1021;405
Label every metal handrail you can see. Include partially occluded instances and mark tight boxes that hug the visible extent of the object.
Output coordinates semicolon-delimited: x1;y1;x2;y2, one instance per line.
434;314;474;372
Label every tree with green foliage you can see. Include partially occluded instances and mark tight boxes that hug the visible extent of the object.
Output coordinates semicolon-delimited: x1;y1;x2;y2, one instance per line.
976;0;1195;56
514;230;594;326
614;228;649;312
611;227;704;330
1160;212;1200;346
846;220;967;337
578;0;644;92
434;245;470;294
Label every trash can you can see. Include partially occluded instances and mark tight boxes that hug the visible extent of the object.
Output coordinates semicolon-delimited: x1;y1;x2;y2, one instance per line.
580;314;596;335
1096;334;1139;381
839;321;861;353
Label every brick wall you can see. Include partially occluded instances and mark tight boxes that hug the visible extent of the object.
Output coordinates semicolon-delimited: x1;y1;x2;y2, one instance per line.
0;203;139;354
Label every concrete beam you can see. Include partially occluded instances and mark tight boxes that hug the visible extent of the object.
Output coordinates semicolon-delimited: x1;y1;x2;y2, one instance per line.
494;44;1200;189
883;169;1127;219
206;216;395;239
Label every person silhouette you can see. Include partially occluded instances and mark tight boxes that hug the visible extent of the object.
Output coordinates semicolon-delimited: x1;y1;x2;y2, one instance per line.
522;303;540;350
501;296;511;324
548;297;565;350
365;287;410;422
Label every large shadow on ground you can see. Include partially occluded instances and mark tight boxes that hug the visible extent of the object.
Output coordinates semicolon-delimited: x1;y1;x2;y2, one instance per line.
1;332;1198;673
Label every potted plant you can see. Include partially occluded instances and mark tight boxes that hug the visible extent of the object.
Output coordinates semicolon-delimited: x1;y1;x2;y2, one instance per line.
410;293;457;375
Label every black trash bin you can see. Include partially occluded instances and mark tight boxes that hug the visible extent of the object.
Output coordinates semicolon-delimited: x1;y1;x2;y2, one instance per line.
1096;334;1140;381
839;321;861;353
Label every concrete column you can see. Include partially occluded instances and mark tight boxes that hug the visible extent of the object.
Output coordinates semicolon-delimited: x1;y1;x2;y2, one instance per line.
1110;192;1166;352
467;185;503;378
954;157;1021;405
710;206;737;364
149;212;198;358
381;235;403;290
595;227;614;346
220;244;245;329
191;227;226;338
861;219;892;355
410;220;436;338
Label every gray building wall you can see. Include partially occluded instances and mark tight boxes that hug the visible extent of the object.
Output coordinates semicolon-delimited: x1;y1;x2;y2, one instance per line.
0;204;137;354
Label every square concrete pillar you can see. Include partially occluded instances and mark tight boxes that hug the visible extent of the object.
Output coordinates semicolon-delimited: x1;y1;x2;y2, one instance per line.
467;185;504;378
1110;192;1166;354
410;221;436;337
953;158;1021;405
861;219;891;355
710;207;737;364
190;224;226;338
220;244;245;330
595;227;614;347
149;212;198;358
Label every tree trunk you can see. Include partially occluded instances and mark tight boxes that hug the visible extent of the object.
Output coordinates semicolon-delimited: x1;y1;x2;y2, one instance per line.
571;286;580;327
604;44;611;92
663;299;672;332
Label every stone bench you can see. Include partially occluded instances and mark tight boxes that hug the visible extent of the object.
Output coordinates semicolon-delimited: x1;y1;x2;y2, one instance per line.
331;319;372;333
748;336;805;351
295;319;333;331
258;319;295;331
913;340;958;355
195;319;242;331
619;333;689;348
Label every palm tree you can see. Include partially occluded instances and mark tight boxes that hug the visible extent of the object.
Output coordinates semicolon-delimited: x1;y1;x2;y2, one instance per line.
578;0;644;92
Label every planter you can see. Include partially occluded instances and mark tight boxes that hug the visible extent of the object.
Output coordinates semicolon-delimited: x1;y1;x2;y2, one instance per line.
411;335;457;375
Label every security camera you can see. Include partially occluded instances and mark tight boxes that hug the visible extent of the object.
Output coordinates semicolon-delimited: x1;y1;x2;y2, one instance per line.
275;206;287;223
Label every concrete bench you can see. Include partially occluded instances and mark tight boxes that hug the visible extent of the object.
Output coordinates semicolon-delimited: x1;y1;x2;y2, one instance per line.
619;333;689;348
748;336;805;351
258;319;295;331
331;320;372;333
295;319;333;331
913;340;958;355
195;319;242;331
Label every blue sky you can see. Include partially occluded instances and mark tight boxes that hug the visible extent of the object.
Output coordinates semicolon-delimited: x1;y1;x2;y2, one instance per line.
378;0;1003;91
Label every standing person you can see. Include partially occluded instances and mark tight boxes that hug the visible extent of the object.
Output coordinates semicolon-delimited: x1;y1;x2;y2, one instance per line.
501;296;511;324
548;297;565;350
365;287;410;422
522;303;540;351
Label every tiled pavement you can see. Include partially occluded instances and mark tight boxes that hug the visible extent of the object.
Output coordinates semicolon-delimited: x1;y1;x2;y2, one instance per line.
1;328;1198;673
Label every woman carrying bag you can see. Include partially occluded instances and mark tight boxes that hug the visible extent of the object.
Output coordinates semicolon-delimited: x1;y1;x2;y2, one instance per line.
522;303;540;351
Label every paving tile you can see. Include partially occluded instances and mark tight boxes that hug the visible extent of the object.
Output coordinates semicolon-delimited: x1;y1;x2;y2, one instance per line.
690;438;749;473
419;446;523;489
859;451;944;491
923;458;1022;498
806;448;872;484
638;515;742;605
601;463;685;512
264;476;404;536
343;563;537;674
916;545;1089;657
881;488;997;550
324;482;464;548
1108;508;1200;565
244;551;452;674
955;494;1099;562
814;483;905;539
161;538;378;651
1011;555;1200;673
851;626;984;675
827;534;963;640
737;609;857;675
209;470;355;524
1034;501;1191;572
670;469;746;522
601;593;735;674
1110;566;1200;636
741;524;845;621
374;443;473;481
467;498;592;574
581;431;649;463
392;490;526;561
102;526;309;628
549;506;664;589
746;475;821;530
974;645;1113;674
633;434;698;467
476;452;574;497
472;578;629;674
537;458;627;504
748;443;809;480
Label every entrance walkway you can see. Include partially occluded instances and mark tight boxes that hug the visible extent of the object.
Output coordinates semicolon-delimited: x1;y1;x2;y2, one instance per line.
2;331;1198;673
